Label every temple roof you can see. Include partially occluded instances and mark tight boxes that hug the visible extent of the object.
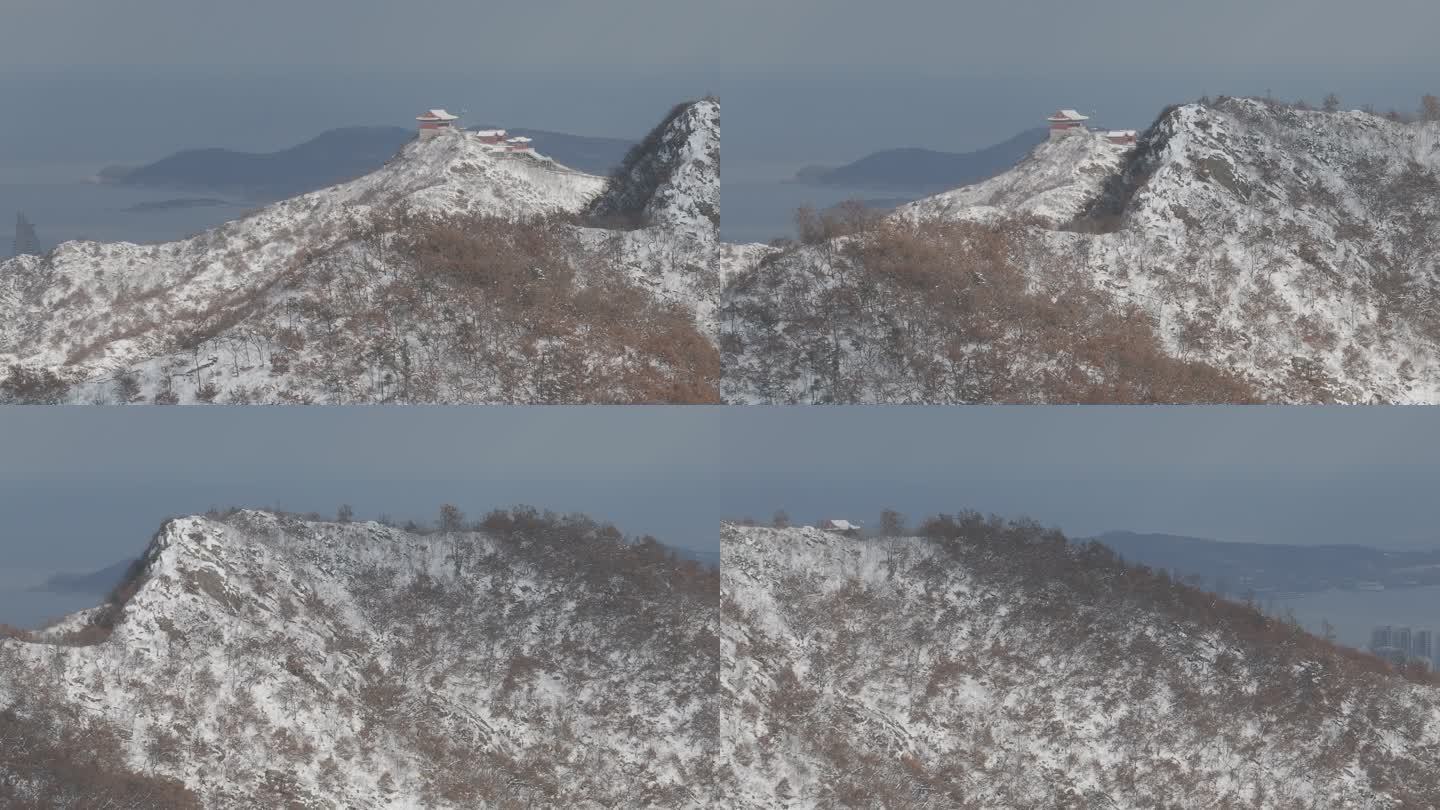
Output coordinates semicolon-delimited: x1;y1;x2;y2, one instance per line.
416;109;459;122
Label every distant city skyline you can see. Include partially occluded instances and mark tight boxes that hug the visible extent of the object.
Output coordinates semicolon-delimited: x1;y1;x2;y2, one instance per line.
1371;624;1440;670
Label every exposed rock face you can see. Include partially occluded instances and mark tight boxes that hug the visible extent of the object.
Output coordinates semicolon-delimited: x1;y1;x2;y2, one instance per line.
584;98;721;236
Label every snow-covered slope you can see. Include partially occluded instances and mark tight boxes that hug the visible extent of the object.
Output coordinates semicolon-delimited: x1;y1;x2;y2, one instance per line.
723;99;1440;403
1052;99;1440;402
0;510;720;808
584;97;720;236
578;97;728;334
898;131;1129;225
723;521;1440;808
0;101;726;403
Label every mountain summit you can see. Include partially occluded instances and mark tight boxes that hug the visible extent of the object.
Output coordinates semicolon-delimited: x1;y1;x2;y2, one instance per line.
584;97;720;235
723;98;1440;403
723;519;1440;808
0;101;724;404
0;510;720;807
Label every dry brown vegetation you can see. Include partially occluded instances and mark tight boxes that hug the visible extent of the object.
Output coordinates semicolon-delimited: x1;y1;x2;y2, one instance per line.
1;508;720;807
0;365;72;404
727;517;1440;808
0;706;201;808
18;206;720;404
918;512;1440;688
184;208;719;403
723;211;1259;403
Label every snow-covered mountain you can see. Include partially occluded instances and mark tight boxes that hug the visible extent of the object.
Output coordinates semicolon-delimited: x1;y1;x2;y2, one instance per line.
723;98;1440;403
0;100;724;403
0;510;720;808
585;97;720;237
580;97;729;336
723;520;1440;808
898;131;1129;225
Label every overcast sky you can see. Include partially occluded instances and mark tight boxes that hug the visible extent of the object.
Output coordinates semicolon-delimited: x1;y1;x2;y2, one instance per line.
1;1;729;69
4;1;1437;70
6;2;1439;174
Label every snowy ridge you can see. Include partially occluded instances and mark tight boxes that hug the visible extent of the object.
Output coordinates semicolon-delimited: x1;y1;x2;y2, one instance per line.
638;96;721;235
723;522;1440;808
0;130;603;374
575;98;725;331
722;99;1440;403
586;98;720;236
932;99;1440;401
0;103;728;403
0;511;719;808
898;131;1130;225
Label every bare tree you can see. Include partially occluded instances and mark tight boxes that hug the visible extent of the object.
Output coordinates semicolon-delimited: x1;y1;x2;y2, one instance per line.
438;503;465;533
878;509;907;537
1422;94;1440;122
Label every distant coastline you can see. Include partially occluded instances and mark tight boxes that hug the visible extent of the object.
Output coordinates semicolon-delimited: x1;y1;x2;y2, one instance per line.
124;197;236;213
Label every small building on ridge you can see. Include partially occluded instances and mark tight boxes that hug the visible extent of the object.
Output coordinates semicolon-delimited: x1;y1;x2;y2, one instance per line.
1047;109;1090;139
416;109;460;139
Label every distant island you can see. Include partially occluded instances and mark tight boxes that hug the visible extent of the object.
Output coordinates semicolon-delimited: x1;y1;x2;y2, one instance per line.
821;196;918;215
1089;530;1440;597
30;558;137;596
124;197;236;213
97;125;637;200
792;127;1048;191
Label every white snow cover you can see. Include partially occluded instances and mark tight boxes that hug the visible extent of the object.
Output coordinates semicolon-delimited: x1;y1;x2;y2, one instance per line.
0;511;719;808
0;100;730;403
724;98;1440;403
1038;99;1440;402
723;523;1440;808
578;97;729;331
0;129;602;372
898;130;1129;225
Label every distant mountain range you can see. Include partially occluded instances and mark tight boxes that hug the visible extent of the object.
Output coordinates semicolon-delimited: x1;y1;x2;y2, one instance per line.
791;127;1048;190
1089;530;1440;596
31;558;135;595
97;125;637;199
676;548;720;568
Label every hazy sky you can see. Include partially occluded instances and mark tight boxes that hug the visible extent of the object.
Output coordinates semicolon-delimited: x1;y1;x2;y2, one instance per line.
3;406;1440;626
4;406;1440;548
5;1;1437;70
7;2;1440;180
719;1;1440;71
1;1;731;69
